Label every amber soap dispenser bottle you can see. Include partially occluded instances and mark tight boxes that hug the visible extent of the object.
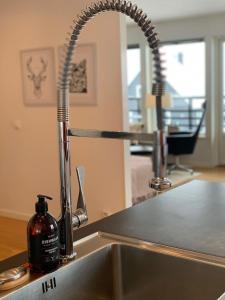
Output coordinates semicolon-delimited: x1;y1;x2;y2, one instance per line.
27;194;60;273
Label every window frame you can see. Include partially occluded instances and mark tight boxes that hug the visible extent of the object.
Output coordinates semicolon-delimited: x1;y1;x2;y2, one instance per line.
159;38;206;136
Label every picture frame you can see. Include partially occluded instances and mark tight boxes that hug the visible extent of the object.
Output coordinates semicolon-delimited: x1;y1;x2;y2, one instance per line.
59;43;97;106
20;47;56;106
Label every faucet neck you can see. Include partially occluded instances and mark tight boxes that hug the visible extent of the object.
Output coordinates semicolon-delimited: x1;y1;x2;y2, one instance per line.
57;0;166;262
57;0;165;126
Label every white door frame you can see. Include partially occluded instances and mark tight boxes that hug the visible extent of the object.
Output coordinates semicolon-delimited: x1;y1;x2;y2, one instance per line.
218;38;225;165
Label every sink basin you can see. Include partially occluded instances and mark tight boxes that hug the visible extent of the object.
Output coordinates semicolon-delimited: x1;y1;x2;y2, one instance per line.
1;232;225;299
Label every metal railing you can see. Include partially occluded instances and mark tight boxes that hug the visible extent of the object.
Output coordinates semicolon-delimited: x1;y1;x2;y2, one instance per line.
163;96;205;133
128;95;206;133
128;96;142;122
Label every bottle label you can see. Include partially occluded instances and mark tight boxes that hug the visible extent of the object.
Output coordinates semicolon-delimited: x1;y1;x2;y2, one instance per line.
29;232;60;266
41;234;60;262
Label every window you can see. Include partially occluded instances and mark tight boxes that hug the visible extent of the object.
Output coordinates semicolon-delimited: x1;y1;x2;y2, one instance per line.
222;42;225;133
161;40;206;134
126;46;142;124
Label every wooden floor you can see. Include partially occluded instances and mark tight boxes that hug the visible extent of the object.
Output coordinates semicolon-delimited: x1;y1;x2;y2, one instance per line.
195;166;225;183
0;216;27;261
0;166;225;262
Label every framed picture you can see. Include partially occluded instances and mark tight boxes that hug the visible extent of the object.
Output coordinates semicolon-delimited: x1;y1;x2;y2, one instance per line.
20;47;56;106
59;43;97;106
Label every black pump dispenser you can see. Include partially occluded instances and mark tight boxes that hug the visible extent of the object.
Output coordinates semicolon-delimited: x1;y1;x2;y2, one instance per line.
27;194;60;273
35;194;52;213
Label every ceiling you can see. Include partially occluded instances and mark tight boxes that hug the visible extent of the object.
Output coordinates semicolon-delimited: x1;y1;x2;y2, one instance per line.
126;0;225;23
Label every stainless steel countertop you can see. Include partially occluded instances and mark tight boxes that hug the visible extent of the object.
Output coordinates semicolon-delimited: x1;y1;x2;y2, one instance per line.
76;180;225;258
1;179;225;272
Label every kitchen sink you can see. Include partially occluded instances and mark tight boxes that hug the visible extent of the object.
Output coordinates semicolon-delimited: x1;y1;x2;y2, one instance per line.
1;232;225;299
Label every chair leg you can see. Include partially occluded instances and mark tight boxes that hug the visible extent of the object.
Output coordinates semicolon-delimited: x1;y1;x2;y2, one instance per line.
167;164;177;175
168;156;194;175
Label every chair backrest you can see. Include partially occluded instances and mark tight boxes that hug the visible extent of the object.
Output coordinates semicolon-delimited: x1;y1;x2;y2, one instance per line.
193;101;207;138
167;102;207;156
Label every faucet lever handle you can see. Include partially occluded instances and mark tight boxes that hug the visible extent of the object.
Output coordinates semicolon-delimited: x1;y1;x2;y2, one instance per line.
72;166;88;228
76;166;86;211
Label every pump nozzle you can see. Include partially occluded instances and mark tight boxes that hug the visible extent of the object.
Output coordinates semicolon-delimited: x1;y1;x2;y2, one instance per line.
36;194;53;213
37;194;52;201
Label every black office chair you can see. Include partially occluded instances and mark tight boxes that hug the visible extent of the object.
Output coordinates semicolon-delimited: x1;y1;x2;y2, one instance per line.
167;102;206;174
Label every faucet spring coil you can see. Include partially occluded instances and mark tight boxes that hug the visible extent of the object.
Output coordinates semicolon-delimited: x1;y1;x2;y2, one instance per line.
58;0;165;96
57;107;69;122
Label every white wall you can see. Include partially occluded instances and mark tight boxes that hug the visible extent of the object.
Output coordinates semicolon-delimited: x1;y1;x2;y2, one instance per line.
127;13;225;167
0;0;129;222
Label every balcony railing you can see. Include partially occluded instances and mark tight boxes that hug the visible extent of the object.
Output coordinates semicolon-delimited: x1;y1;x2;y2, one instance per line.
128;96;142;123
163;96;205;134
128;95;206;134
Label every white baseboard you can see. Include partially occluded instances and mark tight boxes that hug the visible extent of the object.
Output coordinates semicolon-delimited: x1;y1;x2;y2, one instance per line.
0;209;30;221
186;160;218;168
168;157;218;168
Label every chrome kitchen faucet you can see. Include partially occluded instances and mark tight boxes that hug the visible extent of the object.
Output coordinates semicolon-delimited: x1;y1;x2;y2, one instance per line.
57;0;171;262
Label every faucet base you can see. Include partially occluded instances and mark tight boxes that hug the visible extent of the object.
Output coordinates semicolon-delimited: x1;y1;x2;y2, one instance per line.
60;253;77;264
150;177;172;192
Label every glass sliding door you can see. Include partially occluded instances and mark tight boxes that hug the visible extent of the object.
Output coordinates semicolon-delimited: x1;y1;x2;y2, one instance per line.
161;40;206;135
126;45;143;129
222;42;225;134
219;41;225;164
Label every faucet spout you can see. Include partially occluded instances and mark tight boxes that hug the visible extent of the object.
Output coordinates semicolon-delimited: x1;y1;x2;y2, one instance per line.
57;0;169;262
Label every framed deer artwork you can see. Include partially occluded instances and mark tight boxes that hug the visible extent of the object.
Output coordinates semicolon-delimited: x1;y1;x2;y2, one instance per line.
20;47;56;105
58;43;97;106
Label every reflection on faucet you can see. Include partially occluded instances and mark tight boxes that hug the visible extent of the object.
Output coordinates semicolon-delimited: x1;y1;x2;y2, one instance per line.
72;167;88;229
57;166;88;263
57;0;171;262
